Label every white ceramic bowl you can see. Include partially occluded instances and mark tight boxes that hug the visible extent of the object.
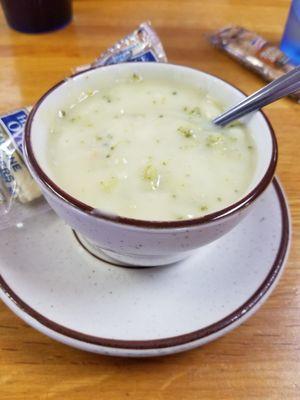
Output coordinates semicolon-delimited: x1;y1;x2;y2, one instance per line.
24;63;277;267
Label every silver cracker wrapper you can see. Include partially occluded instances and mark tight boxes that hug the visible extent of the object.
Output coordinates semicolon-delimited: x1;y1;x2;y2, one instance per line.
76;21;167;72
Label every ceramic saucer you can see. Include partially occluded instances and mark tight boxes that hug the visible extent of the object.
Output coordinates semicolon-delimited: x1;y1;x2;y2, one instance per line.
0;178;290;357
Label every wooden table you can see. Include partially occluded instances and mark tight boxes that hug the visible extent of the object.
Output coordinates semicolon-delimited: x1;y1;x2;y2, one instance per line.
1;1;299;398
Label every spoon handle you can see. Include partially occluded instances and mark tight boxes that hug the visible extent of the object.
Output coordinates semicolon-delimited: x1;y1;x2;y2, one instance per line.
213;65;300;127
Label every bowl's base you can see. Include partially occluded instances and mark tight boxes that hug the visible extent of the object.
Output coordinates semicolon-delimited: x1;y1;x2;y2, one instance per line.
73;231;191;268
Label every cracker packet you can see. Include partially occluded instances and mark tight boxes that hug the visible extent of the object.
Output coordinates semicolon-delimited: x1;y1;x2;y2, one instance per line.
210;26;300;102
0;22;167;230
0;107;49;229
75;21;167;72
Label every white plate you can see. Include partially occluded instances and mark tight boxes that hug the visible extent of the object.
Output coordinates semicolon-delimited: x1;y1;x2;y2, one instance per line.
0;178;291;357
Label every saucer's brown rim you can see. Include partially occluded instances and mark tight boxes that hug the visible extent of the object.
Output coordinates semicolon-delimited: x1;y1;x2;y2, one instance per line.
24;62;277;229
0;178;290;350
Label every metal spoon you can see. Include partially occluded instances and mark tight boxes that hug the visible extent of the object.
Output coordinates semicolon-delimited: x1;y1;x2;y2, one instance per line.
213;65;300;127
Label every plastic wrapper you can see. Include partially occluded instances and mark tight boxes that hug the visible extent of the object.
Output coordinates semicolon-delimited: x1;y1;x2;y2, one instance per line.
210;26;300;102
0;108;50;229
75;21;167;72
0;21;167;230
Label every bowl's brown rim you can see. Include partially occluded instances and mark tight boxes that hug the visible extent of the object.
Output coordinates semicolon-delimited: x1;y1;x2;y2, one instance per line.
0;178;290;350
24;62;278;229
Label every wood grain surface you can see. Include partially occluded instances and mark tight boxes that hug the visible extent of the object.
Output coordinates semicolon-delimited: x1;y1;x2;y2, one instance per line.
0;1;299;399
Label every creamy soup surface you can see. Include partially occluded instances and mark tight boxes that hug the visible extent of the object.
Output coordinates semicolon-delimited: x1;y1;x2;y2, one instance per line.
45;74;256;221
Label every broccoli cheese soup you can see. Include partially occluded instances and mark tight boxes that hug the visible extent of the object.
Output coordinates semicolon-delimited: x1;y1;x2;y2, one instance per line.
45;74;256;221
